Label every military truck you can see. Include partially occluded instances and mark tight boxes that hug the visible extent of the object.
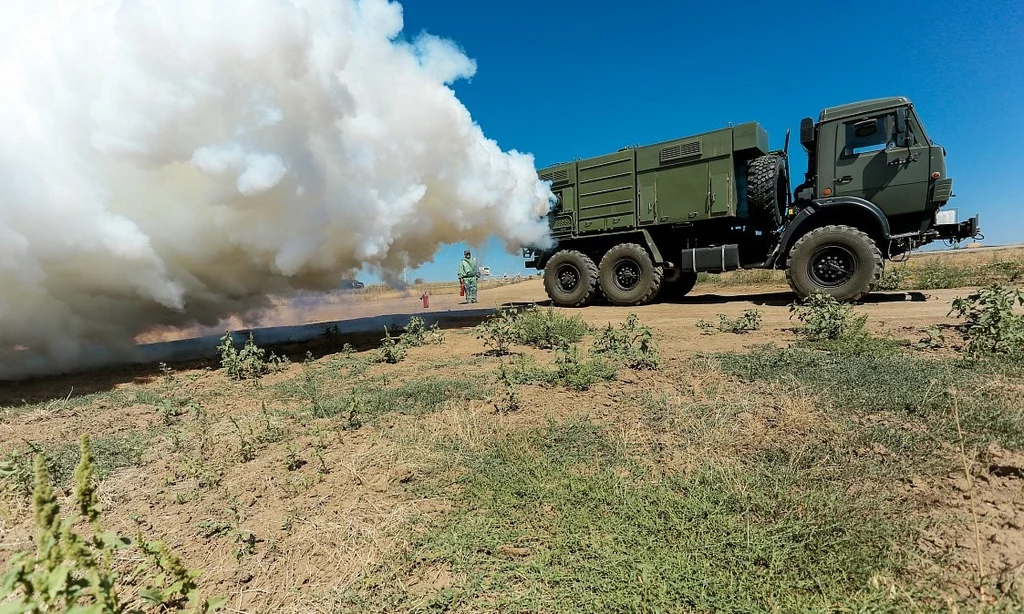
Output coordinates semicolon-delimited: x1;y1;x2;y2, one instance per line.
522;96;981;307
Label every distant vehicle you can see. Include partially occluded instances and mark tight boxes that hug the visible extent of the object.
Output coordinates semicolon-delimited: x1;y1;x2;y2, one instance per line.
340;279;365;289
479;266;491;277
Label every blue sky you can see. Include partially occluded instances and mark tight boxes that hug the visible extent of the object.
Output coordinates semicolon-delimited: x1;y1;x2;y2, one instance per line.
367;0;1024;283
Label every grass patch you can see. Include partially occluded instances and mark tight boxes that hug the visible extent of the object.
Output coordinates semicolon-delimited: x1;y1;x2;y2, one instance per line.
512;306;591;349
352;421;916;613
697;269;785;287
1;388;161;423
882;256;1024;291
358;377;490;417
506;347;617;392
297;376;491;425
10;431;152;489
696;309;764;334
716;346;1024;453
476;306;592;355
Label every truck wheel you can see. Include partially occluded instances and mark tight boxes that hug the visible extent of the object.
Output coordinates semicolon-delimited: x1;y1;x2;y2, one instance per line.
785;225;883;302
659;271;699;302
598;243;663;306
543;250;599;307
746;154;787;227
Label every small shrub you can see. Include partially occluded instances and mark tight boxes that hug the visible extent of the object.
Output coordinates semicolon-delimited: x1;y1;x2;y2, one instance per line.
789;293;868;342
876;265;909;291
506;348;616;392
497;360;521;413
915;325;946;351
0;450;33;499
298;355;328;416
400;316;444;347
948;284;1024;358
377;327;407;364
513;307;590;349
229;416;257;463
913;260;973;290
0;435;225;613
592;313;660;369
217;332;286;380
476;308;518;356
698;310;764;334
554;343;618;391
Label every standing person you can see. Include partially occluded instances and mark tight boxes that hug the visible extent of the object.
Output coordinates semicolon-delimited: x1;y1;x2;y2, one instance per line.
458;249;480;304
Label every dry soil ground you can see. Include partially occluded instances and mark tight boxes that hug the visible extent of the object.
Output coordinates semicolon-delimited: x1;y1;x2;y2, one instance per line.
2;246;1024;613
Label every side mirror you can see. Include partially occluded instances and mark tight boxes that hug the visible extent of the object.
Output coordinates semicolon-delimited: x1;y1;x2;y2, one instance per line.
895;107;909;134
799;117;814;146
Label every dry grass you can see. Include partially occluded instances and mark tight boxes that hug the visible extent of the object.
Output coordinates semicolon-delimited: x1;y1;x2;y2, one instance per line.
2;294;1023;612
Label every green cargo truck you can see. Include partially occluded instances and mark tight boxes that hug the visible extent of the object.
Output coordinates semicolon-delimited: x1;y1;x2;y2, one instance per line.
522;96;981;307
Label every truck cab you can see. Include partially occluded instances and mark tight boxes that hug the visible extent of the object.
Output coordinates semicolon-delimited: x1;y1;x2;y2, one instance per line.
791;97;974;253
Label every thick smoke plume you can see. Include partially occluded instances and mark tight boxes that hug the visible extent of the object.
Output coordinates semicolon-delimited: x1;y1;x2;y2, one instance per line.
0;0;554;379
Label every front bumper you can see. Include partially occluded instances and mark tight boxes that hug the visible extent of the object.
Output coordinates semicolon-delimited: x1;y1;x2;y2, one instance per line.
933;209;981;242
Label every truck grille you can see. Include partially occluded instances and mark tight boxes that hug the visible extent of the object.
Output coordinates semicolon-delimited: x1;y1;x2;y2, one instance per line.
660;140;701;163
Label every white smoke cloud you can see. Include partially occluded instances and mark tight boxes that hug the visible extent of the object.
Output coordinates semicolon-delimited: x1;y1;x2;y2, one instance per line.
0;0;555;379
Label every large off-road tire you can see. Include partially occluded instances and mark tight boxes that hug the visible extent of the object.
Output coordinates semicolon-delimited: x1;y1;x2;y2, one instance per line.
785;225;883;302
598;243;663;306
543;250;599;308
746;154;787;227
658;271;699;302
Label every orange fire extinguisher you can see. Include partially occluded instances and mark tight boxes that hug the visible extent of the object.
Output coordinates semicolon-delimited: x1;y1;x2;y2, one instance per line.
459;280;465;297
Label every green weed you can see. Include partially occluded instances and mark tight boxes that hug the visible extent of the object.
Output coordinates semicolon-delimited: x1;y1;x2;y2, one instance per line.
10;432;150;490
877;265;910;291
399;316;445;347
476;308;518;356
0;435;224;612
496;360;520;413
512;306;591;349
592;313;660;369
507;346;617;392
217;332;287;380
948;284;1024;358
377;327;407;364
697;309;764;334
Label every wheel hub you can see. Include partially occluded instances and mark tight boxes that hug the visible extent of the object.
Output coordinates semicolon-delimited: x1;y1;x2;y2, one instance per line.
555;263;580;293
809;246;857;287
613;260;641;291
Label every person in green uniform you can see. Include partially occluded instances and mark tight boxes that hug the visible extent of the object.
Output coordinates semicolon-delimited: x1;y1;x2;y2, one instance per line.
458;249;480;303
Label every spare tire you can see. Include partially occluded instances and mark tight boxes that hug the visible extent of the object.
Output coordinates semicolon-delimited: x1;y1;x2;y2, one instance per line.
746;154;787;227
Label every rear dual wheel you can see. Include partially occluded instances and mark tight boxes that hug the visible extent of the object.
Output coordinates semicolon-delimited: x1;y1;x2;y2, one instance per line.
598;243;663;306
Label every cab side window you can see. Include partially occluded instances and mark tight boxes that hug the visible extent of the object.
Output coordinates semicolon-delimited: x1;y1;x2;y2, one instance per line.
841;115;896;157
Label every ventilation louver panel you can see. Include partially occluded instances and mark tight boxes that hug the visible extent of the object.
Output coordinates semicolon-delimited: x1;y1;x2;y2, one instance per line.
540;168;569;183
660;140;701;163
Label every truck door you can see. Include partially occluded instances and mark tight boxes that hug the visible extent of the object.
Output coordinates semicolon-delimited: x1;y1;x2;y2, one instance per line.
832;109;931;216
